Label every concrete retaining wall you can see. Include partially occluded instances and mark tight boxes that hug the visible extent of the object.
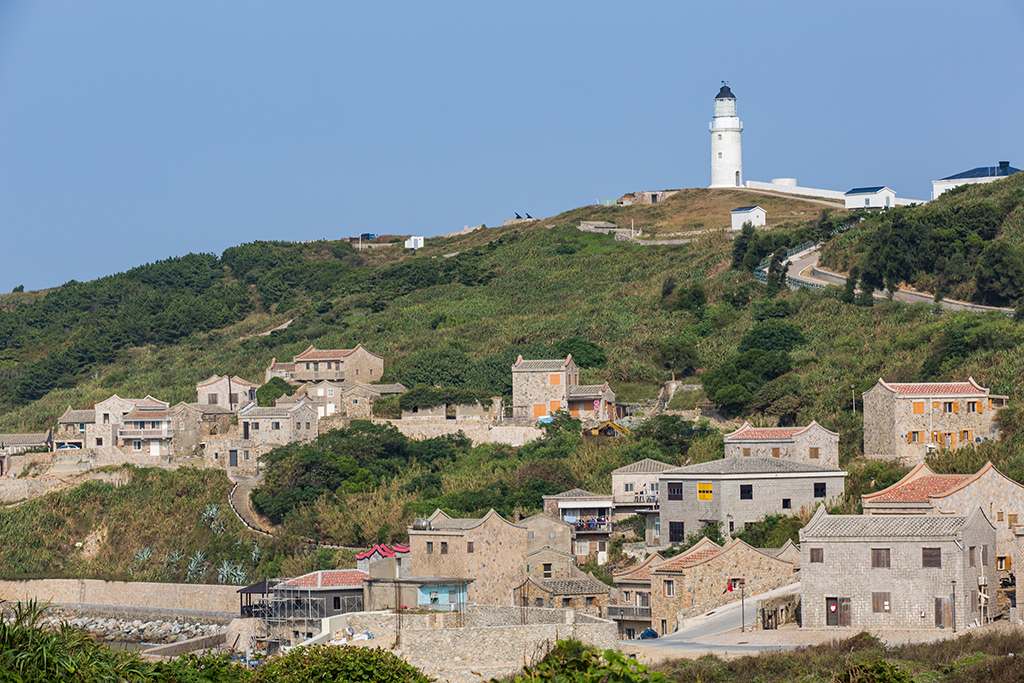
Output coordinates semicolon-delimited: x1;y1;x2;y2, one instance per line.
0;579;242;614
745;180;846;200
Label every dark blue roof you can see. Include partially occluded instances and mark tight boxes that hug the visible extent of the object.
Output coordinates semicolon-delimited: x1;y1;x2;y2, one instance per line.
845;186;887;195
715;85;736;100
731;206;762;212
941;164;1020;180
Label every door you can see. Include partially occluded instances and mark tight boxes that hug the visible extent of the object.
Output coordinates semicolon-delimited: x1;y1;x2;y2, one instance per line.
826;597;839;626
150;440;160;457
229;450;238;467
838;597;851;627
317;406;325;418
935;597;952;628
243;422;249;439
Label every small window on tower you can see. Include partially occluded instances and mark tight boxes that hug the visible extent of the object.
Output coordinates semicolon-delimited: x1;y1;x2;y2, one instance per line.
718;152;723;159
718;134;722;140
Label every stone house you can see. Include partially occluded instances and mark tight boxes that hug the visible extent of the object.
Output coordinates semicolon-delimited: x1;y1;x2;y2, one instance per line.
265;344;384;384
236;401;318;448
862;461;1024;575
526;546;577;582
800;506;996;630
862;378;1006;461
510;355;616;422
520;512;574;556
723;421;840;469
609;552;664;639
167;402;234;457
118;406;173;458
195;375;260;410
611;458;675;521
0;431;52;476
355;543;410;575
54;407;95;450
650;538;797;635
542;489;614;564
91;395;169;451
203;436;260;475
407;509;528;606
286;380;405;419
514;568;610;616
658;457;846;545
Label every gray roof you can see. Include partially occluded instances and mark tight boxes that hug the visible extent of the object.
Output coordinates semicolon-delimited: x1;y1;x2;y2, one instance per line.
942;162;1019;180
613;458;676;475
58;409;95;424
568;384;608;398
238;402;311;418
512;358;571;372
803;514;969;539
0;432;50;446
544;488;608;500
664;457;843;476
845;186;888;195
715;85;736;100
430;517;487;530
535;577;610;596
367;383;406;394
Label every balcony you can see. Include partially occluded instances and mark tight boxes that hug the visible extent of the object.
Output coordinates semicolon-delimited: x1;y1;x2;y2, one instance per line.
572;518;610;534
118;429;172;439
614;494;660;508
606;605;651;621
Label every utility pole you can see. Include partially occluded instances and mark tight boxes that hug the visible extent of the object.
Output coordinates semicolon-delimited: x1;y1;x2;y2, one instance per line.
740;579;746;632
951;580;957;633
851;384;856;413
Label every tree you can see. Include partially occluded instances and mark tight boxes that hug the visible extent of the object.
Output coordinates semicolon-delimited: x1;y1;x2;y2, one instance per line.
975;242;1024;306
731;222;756;269
256;376;295;407
658;335;697;380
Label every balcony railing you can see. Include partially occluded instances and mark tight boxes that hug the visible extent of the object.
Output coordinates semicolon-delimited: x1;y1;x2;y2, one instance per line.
613;494;660;506
606;605;651;621
572;519;610;533
118;429;172;439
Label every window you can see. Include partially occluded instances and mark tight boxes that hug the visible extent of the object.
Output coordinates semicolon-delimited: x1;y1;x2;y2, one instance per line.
909;431;920;443
252;422;259;430
651;482;659;493
624;591;631;601
467;541;474;553
1009;514;1019;527
355;369;359;376
998;557;1008;571
214;452;219;460
549;374;561;386
663;580;675;597
998;511;1004;522
967;401;978;413
426;542;434;554
586;596;595;606
814;482;826;498
922;547;941;568
598;541;607;552
718;134;722;140
208;394;218;405
548;531;556;539
448;589;456;603
729;521;735;532
328;388;335;397
872;592;891;613
562;597;571;607
244;450;249;460
983;545;989;565
535;598;544;607
742;448;751;457
306;422;311;430
961;430;972;442
272;422;280;430
913;401;924;414
970;546;976;567
625;628;635;640
95;438;103;447
698;483;713;501
809;447;819;459
229;393;239;405
333;596;341;610
78;423;85;433
669;522;685;544
871;548;891;568
810;548;823;563
943;401;956;413
718;152;723;159
624;482;634;492
771;448;780;458
527;531;534;540
103;413;110;423
543;563;552;579
668;483;683;501
740;484;753;500
440;542;448;554
782;498;791;509
133;440;142;451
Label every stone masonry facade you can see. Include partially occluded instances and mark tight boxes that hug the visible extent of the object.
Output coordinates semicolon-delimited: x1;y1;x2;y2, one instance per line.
723;422;840;469
862;378;1005;461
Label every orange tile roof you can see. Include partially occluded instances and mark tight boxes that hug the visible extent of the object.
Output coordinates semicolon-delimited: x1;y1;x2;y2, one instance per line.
614;553;665;582
877;378;988;397
277;569;368;589
727;426;803;440
864;474;973;504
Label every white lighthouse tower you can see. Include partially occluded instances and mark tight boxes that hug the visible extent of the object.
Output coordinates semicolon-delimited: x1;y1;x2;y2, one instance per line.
709;83;743;188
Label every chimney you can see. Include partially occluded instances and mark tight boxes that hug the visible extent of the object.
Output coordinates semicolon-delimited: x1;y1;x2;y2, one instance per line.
514;509;521;523
999;161;1010;170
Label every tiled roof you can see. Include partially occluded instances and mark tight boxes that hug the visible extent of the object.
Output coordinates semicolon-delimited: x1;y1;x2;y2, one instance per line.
568;384;609;398
425;509;516;531
270;360;296;372
535;577;610;596
0;432;50;446
612;458;676;475
864;475;972;504
651;540;723;572
276;569;368;589
238;402;312;417
58;408;95;424
725;421;838;442
614;553;665;582
845;186;888;195
875;378;988;397
127;396;170;408
123;408;171;421
354;543;409;560
803;513;969;539
293;344;382;362
195;375;260;388
663;457;842;476
512;355;573;372
365;383;406;394
544;488;609;500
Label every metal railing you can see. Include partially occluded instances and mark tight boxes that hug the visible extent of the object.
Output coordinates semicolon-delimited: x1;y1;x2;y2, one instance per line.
117;429;172;439
606;605;651;621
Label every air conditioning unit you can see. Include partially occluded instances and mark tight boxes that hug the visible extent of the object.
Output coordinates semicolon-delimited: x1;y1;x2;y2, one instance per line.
978;575;988;586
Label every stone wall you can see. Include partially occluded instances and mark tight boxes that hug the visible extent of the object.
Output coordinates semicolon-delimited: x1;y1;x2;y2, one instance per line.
374;418;542;446
756;591;800;630
0;579;242;614
203;436;262;476
724;425;840;469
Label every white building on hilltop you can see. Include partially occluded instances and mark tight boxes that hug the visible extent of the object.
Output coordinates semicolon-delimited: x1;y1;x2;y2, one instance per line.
931;161;1020;200
710;84;743;188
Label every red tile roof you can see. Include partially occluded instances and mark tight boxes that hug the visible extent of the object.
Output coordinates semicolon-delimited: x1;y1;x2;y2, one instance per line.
876;377;988;397
277;569;368;589
865;474;973;504
725;421;837;441
293;344;382;362
355;543;410;560
614;553;665;582
649;539;723;573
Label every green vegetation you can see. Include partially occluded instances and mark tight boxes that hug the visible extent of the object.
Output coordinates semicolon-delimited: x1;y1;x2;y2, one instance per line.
501;641;667;683
257;377;295;407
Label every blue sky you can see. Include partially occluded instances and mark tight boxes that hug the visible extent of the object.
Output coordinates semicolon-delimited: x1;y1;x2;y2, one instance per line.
1;1;1022;292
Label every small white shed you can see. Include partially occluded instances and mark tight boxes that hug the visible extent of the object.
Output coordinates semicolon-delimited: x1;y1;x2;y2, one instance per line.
404;236;425;250
844;187;896;210
730;205;766;231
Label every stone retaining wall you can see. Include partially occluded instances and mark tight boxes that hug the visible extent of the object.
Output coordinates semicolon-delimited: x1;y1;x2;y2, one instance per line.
372;418;542;446
0;579;242;614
